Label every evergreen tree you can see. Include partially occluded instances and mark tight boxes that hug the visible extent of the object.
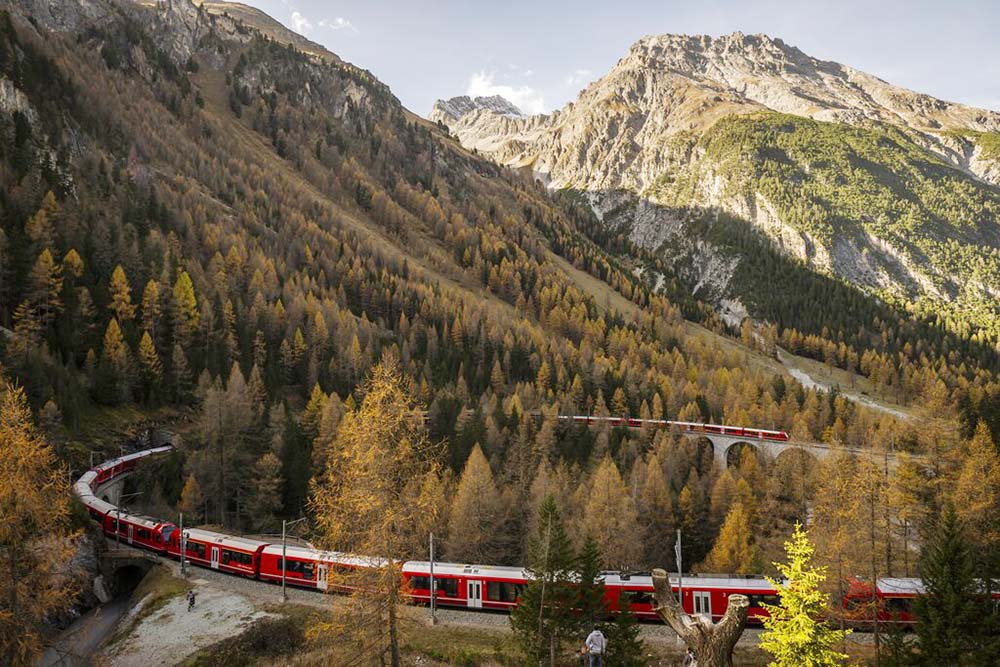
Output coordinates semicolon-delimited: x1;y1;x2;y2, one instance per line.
511;495;578;665
913;506;997;666
604;592;646;667
575;534;607;630
759;523;849;667
171;343;192;403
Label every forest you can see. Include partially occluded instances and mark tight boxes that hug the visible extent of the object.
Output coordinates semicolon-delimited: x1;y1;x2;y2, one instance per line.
2;2;1000;664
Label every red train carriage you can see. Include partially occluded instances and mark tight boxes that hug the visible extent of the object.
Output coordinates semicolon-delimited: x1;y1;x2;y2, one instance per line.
102;512;176;553
167;528;267;577
403;562;527;610
560;416;790;442
601;573;780;623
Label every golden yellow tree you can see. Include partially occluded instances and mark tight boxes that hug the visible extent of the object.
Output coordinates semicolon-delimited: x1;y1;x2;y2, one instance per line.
952;421;1000;568
309;358;441;667
698;502;759;574
0;383;78;665
582;456;641;568
178;474;205;524
108;264;135;322
446;444;505;563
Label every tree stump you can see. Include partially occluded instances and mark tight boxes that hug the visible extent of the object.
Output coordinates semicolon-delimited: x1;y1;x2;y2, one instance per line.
651;568;749;667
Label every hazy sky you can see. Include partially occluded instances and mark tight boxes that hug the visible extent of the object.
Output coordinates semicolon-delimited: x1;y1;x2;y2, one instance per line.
240;0;1000;117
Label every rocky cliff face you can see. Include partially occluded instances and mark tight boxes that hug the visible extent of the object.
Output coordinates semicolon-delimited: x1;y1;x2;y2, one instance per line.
431;32;1000;326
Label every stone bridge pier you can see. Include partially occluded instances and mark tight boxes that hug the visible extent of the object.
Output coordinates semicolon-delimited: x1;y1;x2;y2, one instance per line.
692;433;893;470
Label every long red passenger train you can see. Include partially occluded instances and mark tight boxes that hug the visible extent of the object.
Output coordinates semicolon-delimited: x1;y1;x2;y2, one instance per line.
75;439;934;627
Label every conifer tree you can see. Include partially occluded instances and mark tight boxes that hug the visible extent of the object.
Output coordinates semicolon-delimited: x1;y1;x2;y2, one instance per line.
511;495;578;666
247;452;284;532
759;523;849;667
108;264;135;322
28;249;62;325
100;318;131;404
171;343;192;403
0;383;78;665
172;270;199;347
446;443;505;563
309;358;440;667
178;474;205;524
575;534;607;629
141;279;162;341
699;502;759;574
913;506;997;665
605;592;646;667
582;456;641;568
138;331;162;401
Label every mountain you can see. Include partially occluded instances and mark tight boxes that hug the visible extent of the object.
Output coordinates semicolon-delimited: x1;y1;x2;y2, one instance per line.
431;32;1000;332
431;94;524;121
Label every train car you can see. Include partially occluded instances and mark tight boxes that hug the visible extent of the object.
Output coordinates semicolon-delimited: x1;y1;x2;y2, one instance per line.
258;546;393;591
403;561;528;611
168;528;267;578
92;445;174;487
103;511;176;553
602;573;780;623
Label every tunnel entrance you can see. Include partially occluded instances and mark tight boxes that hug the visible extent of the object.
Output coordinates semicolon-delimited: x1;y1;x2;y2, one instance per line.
110;564;148;597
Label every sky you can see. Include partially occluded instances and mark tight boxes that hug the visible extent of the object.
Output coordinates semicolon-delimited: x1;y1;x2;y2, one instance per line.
240;0;1000;117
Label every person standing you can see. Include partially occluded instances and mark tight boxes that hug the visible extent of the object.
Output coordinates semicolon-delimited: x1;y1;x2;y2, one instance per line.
187;589;196;611
584;625;606;667
682;647;697;667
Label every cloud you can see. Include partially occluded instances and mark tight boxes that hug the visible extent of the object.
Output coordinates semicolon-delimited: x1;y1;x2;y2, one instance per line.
290;11;312;35
466;71;546;115
563;69;594;88
319;17;359;33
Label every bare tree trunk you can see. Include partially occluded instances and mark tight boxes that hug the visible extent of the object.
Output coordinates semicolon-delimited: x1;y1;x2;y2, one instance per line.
389;572;401;667
652;569;748;667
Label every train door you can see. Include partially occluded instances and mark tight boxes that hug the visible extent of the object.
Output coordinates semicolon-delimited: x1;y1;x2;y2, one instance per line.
466;580;483;609
317;564;329;591
210;546;220;569
693;591;711;617
127;524;133;545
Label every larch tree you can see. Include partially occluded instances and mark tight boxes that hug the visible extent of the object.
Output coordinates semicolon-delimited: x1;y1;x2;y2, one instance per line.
178;474;205;524
246;452;284;532
759;523;849;667
446;443;505;563
138;331;162;401
140;279;162;341
309;358;441;667
108;264;135;323
28;249;62;325
699;502;759;574
0;383;79;666
582;456;641;568
100;318;131;404
171;270;199;348
952;421;1000;574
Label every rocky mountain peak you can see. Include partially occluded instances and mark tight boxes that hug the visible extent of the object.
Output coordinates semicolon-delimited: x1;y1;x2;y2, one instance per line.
430;94;524;122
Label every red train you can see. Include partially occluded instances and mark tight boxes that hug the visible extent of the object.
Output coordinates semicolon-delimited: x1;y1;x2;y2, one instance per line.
84;441;959;630
558;416;790;442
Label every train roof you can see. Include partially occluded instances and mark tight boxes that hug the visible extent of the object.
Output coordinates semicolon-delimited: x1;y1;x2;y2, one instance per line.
261;544;391;568
79;493;116;515
600;572;777;590
182;528;269;551
93;445;174;474
877;578;926;595
118;512;171;530
404;561;527;579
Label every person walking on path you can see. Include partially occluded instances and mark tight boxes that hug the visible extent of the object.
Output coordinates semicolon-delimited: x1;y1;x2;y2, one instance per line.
187;589;196;612
584;625;606;667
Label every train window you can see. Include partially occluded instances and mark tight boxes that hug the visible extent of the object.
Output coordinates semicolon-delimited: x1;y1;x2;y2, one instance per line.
410;576;430;590
436;578;459;597
187;542;206;559
749;594;780;608
625;590;654;605
223;550;253;567
279;558;315;578
486;581;521;602
161;526;175;542
884;598;912;614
